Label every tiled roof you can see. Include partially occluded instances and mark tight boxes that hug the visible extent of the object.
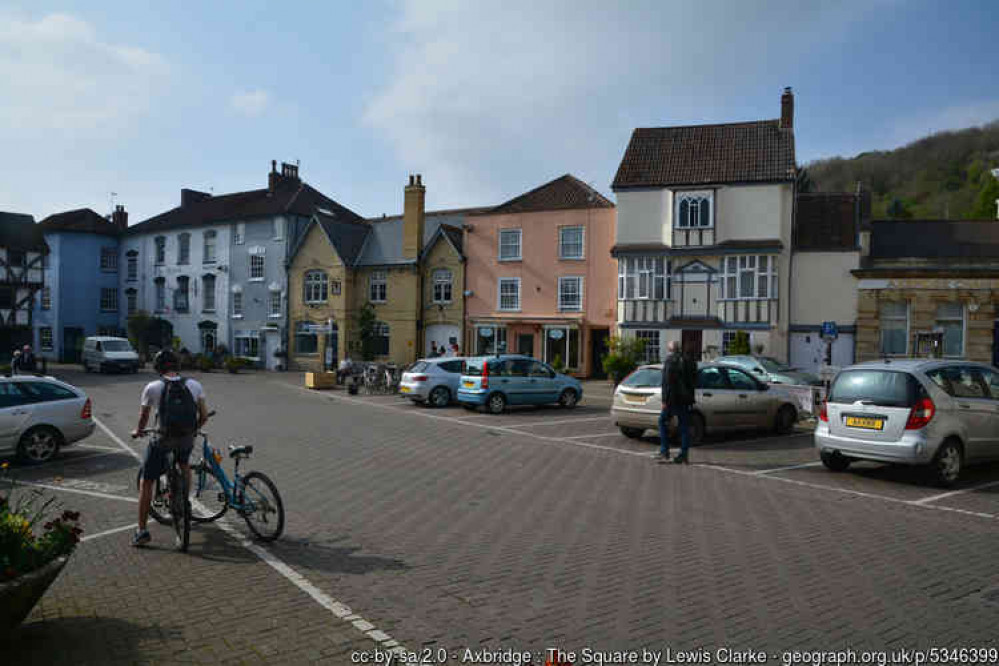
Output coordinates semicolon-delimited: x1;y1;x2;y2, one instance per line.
486;174;614;215
0;212;47;250
39;208;120;237
612;120;796;189
128;178;363;234
313;210;370;266
371;207;491;223
870;220;999;259
795;194;858;251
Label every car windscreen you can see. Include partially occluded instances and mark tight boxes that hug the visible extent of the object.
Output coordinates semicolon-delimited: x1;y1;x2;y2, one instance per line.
101;340;134;352
621;367;662;388
463;359;485;376
828;370;920;407
758;357;790;373
408;362;429;373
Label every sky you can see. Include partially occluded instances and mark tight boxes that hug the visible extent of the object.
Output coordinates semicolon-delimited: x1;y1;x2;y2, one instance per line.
1;0;997;224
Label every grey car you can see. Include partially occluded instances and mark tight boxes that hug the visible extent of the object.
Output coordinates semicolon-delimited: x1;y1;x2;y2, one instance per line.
716;355;821;386
612;362;800;443
0;376;96;463
399;358;466;407
814;359;999;487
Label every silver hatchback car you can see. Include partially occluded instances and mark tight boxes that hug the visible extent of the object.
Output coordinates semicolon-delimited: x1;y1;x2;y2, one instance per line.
814;359;999;487
399;358;466;407
0;375;95;463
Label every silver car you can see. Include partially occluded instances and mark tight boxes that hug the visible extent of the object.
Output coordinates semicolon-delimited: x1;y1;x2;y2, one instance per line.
399;358;466;408
0;376;96;463
716;355;821;386
612;362;800;443
814;359;999;487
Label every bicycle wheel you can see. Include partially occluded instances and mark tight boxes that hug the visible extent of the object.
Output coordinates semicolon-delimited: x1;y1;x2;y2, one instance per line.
238;471;284;541
191;460;228;523
170;468;190;552
146;471;174;526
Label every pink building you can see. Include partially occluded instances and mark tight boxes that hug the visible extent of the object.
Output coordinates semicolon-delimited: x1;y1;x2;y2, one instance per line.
463;174;617;377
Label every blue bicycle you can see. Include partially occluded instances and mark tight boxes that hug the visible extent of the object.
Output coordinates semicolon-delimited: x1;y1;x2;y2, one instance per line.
189;421;285;542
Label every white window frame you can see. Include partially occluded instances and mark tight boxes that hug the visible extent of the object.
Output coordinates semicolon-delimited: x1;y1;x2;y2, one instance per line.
126;288;137;315
203;230;217;264
250;254;265;281
498;229;522;261
272;218;285;241
498;278;521;312
558;276;584;312
304;270;328;304
269;290;282;318
232;289;243;318
174;276;190;313
721;255;778;301
177;233;191;265
369;270;387;303
100;287;118;312
154;278;166;312
432;269;453;304
154;237;166;265
100;247;118;271
675;191;714;229
234;330;260;361
40;287;51;310
233;222;245;245
558;226;585;260
879;301;909;356
127;252;138;281
635;330;661;363
39;327;53;352
202;275;216;312
617;257;668;300
935;302;965;358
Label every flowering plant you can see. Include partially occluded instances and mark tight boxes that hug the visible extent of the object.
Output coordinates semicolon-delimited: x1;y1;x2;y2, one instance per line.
0;462;83;581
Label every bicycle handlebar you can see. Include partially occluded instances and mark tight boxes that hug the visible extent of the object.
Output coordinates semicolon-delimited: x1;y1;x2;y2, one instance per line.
132;410;217;438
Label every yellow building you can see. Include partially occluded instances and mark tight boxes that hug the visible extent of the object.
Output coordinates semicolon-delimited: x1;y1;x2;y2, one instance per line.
288;175;476;370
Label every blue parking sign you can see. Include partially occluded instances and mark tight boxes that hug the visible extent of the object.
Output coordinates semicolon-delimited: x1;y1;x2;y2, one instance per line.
821;321;838;339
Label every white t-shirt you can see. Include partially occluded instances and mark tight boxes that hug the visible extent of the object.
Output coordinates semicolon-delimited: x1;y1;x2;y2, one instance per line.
141;376;206;414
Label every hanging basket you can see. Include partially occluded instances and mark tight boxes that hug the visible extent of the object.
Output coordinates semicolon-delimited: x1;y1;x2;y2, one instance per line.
0;555;70;638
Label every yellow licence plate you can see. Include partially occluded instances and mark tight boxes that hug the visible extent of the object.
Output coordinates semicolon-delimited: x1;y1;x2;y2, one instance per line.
399;386;411;393
463;381;475;388
622;393;648;404
844;416;884;430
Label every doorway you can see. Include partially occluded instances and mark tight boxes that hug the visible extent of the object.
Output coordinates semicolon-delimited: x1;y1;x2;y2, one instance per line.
63;327;84;364
589;328;609;379
517;334;534;357
681;329;703;360
993;322;999;368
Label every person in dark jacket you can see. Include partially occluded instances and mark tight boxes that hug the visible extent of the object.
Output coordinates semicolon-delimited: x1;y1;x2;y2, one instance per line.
657;340;698;464
20;345;37;374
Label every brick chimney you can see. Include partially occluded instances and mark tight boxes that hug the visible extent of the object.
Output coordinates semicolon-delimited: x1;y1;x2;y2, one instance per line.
268;160;301;193
181;188;211;208
111;204;128;231
402;174;426;261
780;87;794;129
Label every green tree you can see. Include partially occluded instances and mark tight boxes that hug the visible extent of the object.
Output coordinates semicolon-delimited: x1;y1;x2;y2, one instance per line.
353;302;379;361
796;168;814;193
968;173;999;219
602;336;647;386
127;311;173;359
886;198;913;219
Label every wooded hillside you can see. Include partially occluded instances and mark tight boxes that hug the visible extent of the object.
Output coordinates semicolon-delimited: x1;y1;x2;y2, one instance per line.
804;121;999;219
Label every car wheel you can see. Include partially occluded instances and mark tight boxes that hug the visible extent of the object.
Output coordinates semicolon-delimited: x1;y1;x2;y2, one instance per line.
928;439;963;488
774;404;797;434
688;412;705;445
429;386;450;408
820;450;851;472
620;426;644;439
558;388;578;409
18;426;61;464
486;393;506;415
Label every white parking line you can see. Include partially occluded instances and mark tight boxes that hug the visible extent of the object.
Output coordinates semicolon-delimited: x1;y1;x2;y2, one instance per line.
75;444;124;452
913;479;999;505
506;416;611;428
561;432;624;440
15;480;137;503
754;462;824;475
82;523;138;542
92;416;410;655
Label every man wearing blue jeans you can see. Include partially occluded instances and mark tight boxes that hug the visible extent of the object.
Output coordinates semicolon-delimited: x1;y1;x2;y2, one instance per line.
657;340;697;465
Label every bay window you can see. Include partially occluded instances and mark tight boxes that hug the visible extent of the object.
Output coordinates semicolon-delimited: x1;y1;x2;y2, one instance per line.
617;257;668;300
433;269;453;303
721;255;778;300
635;330;661;363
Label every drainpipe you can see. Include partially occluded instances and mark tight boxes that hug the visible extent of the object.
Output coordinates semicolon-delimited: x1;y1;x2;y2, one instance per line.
786;177;797;366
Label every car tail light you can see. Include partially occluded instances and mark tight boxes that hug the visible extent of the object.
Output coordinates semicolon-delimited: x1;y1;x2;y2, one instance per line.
411;375;428;382
819;401;828;422
81;398;92;420
481;362;489;389
905;397;935;430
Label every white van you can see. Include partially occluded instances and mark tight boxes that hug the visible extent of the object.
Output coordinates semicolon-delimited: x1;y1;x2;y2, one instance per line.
82;336;140;374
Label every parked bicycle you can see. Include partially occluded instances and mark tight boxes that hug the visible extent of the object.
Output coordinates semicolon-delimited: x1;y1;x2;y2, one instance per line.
189;419;284;541
135;430;192;552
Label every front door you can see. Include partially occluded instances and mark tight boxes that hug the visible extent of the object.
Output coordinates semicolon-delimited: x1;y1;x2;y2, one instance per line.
681;329;703;360
993;322;999;368
518;334;534;357
590;328;609;379
63;327;84;364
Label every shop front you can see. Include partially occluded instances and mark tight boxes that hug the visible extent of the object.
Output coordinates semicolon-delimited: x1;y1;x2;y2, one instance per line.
468;319;592;376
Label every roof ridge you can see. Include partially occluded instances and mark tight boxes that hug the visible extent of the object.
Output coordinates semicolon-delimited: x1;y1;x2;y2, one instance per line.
634;118;780;132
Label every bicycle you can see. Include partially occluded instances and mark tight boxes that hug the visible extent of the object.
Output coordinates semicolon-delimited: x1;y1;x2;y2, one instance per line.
188;420;284;541
135;430;191;552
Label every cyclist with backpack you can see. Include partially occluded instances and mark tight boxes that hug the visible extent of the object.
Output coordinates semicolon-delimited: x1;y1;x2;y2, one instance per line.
131;349;209;547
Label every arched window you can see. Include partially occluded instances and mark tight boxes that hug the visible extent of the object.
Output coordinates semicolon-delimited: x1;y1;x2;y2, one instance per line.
432;269;452;303
304;270;328;304
675;193;713;228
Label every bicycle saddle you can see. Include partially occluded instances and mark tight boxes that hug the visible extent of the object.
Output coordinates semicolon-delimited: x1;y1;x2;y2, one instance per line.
228;445;254;459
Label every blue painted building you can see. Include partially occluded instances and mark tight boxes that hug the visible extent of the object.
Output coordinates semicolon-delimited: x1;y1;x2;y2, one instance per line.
34;207;127;362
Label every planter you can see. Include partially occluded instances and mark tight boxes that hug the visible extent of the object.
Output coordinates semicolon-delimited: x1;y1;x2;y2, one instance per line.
305;372;337;390
0;555;69;638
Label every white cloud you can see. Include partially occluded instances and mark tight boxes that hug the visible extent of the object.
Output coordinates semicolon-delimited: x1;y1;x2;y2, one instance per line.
230;89;270;117
0;13;170;132
363;1;880;207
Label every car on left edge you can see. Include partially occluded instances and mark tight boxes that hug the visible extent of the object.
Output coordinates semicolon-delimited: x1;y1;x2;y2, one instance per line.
0;375;95;463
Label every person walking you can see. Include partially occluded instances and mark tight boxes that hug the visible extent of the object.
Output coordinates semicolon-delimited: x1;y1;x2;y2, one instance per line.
20;345;37;374
10;350;22;375
429;341;439;358
656;340;698;465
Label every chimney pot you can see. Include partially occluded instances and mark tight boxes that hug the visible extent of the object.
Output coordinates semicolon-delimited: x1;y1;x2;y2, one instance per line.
416;174;422;186
409;174;415;186
780;86;794;130
271;159;277;173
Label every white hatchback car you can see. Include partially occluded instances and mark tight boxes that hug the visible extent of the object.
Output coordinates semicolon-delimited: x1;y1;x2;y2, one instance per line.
0;376;95;463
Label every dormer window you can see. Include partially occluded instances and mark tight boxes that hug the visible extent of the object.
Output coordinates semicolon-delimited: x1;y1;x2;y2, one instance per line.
675;192;713;228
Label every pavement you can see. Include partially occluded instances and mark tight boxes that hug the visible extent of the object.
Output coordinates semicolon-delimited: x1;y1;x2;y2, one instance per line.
3;365;999;664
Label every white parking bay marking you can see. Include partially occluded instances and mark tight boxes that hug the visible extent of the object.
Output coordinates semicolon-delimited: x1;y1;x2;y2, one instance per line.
16;480;137;503
913;479;999;505
507;416;611;428
754;462;824;475
91;417;410;654
561;432;624;440
82;523;138;542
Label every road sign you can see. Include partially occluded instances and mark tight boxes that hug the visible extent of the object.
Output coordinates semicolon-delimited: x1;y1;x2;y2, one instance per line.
821;321;838;339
